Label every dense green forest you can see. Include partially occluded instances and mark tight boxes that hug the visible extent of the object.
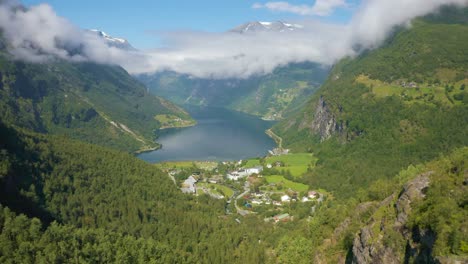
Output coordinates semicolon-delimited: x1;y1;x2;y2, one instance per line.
0;122;279;263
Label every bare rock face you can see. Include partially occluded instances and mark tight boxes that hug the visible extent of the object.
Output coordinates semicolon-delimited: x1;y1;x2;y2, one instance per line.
395;172;431;227
352;173;432;264
308;96;343;141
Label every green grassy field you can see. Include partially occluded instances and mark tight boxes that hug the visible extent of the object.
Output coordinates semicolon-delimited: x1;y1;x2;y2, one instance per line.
156;161;195;170
265;153;317;178
198;183;234;198
154;114;196;129
245;159;261;167
156;161;218;170
356;74;467;106
265;175;309;192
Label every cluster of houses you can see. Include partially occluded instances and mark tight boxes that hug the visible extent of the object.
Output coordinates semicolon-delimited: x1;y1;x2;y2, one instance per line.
181;172;225;194
244;190;321;208
227;166;263;181
180;164;265;194
278;190;320;203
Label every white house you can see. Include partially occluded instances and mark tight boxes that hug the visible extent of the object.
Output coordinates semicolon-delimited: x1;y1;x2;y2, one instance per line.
245;166;263;175
227;166;263;181
181;176;197;194
251;199;263;205
281;194;291;202
227;172;242;181
308;191;318;199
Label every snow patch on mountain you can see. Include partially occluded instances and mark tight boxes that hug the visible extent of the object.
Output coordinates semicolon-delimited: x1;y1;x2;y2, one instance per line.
89;29;135;50
231;21;304;33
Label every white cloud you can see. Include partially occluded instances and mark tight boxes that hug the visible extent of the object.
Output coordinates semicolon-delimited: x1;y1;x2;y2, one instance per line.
252;0;349;16
143;23;353;78
351;0;468;48
0;1;151;70
0;0;467;79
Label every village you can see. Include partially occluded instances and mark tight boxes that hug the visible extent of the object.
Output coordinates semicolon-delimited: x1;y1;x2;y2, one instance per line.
158;149;326;224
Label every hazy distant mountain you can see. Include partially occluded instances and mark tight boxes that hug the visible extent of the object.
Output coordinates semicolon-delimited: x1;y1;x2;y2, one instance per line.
89;29;136;50
138;62;329;120
230;21;304;33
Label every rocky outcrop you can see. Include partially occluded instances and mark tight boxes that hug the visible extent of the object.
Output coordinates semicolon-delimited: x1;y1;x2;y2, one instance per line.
307;96;344;141
395;173;431;227
352;172;433;264
352;195;401;264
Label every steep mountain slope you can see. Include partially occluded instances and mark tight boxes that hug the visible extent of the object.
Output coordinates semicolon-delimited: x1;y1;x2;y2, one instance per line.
0;50;193;152
348;148;467;264
292;148;467;264
138;62;329;120
273;10;468;196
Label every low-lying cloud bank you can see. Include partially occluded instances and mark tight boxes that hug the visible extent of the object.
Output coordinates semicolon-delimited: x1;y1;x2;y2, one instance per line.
0;0;467;78
0;0;149;71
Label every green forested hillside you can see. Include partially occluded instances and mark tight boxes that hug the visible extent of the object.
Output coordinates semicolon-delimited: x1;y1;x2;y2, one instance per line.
273;15;468;197
138;62;329;120
0;122;276;263
1;120;465;262
0;53;193;152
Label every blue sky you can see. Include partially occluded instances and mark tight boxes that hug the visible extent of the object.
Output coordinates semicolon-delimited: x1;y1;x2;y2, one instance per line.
21;0;357;49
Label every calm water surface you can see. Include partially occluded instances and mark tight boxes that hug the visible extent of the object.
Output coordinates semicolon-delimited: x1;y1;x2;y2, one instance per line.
137;107;276;163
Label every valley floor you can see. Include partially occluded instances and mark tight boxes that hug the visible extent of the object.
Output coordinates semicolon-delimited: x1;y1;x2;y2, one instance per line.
155;152;323;222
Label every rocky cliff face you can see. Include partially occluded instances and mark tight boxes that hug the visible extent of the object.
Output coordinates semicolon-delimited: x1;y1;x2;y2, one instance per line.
301;96;344;141
352;172;433;264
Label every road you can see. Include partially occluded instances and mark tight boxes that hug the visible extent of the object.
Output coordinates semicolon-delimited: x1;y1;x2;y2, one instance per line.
234;181;251;216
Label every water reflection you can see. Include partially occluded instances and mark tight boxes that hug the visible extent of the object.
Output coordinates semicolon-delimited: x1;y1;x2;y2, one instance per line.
138;107;276;162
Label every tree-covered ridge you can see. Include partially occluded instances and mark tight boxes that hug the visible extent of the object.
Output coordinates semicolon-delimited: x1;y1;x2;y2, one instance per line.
0;122;278;263
0;206;181;263
273;13;468;198
0;51;193;152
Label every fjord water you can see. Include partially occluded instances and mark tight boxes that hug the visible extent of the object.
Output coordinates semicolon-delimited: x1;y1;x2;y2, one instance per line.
138;107;276;162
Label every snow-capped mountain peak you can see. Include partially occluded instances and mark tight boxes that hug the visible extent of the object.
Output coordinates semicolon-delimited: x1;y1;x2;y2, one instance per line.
231;21;304;33
89;29;135;50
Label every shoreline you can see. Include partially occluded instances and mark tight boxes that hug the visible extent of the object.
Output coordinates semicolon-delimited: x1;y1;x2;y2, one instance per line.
265;128;282;148
134;144;161;155
159;120;197;130
135;121;197;155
